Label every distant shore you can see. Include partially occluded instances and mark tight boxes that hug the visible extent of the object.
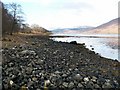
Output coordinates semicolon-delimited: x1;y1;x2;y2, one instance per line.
2;34;120;89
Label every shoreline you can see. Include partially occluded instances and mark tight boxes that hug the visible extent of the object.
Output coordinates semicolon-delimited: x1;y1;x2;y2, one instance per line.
51;35;119;61
2;34;120;89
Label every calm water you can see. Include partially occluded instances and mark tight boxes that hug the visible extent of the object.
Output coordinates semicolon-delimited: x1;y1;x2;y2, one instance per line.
52;34;119;61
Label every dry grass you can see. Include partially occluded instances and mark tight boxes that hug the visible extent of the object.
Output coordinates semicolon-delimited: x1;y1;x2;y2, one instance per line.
1;33;49;48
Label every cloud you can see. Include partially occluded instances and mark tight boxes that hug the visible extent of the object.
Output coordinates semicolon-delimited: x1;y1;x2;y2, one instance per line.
54;2;92;10
43;0;93;12
2;0;119;29
2;0;55;5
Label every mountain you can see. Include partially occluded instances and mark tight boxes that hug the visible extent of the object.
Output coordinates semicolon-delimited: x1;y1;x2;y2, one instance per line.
81;18;119;34
52;26;94;34
52;18;119;35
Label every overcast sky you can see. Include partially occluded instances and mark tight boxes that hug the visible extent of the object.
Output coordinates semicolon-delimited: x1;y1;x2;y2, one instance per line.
2;0;119;30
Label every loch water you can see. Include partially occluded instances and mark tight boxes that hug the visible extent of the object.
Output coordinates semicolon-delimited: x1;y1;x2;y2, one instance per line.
51;34;119;61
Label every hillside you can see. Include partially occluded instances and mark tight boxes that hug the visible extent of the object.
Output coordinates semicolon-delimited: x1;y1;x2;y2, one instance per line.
52;18;119;35
20;26;52;36
81;18;119;34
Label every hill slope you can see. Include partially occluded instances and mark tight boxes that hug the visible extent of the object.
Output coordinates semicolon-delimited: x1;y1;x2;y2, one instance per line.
82;18;119;34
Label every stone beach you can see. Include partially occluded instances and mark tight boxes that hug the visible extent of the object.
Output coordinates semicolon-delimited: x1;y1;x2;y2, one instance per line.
2;34;120;89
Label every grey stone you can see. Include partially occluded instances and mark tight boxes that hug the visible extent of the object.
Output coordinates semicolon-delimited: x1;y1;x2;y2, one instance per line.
36;89;41;90
26;67;33;74
62;74;67;77
8;62;14;67
91;76;97;82
86;81;94;88
55;71;61;74
94;84;100;88
27;81;34;87
45;80;51;86
78;83;83;88
32;77;37;81
20;50;36;55
102;82;112;88
68;82;74;88
84;77;89;82
63;82;68;87
74;74;83;81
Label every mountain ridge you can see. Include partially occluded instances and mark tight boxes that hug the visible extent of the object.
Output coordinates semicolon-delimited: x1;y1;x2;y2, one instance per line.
52;26;94;34
82;18;119;34
52;18;119;34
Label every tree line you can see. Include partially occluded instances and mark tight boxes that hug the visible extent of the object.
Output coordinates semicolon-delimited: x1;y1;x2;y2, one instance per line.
1;1;51;36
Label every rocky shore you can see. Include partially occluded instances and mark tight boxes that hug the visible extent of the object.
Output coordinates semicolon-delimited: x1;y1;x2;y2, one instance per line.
2;35;120;89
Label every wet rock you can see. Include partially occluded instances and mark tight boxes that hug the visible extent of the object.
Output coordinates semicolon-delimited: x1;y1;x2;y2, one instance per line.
91;48;94;50
90;45;92;47
70;41;77;44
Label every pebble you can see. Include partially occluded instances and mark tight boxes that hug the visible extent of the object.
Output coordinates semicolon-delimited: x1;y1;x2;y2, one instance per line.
44;80;50;86
55;71;61;74
20;50;36;55
9;80;14;86
94;84;100;88
102;82;112;88
62;74;67;77
32;77;37;81
74;74;83;81
8;62;14;67
26;67;33;75
77;83;83;88
68;82;74;88
91;76;97;83
21;84;28;90
27;81;34;87
84;77;89;82
62;82;68;87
